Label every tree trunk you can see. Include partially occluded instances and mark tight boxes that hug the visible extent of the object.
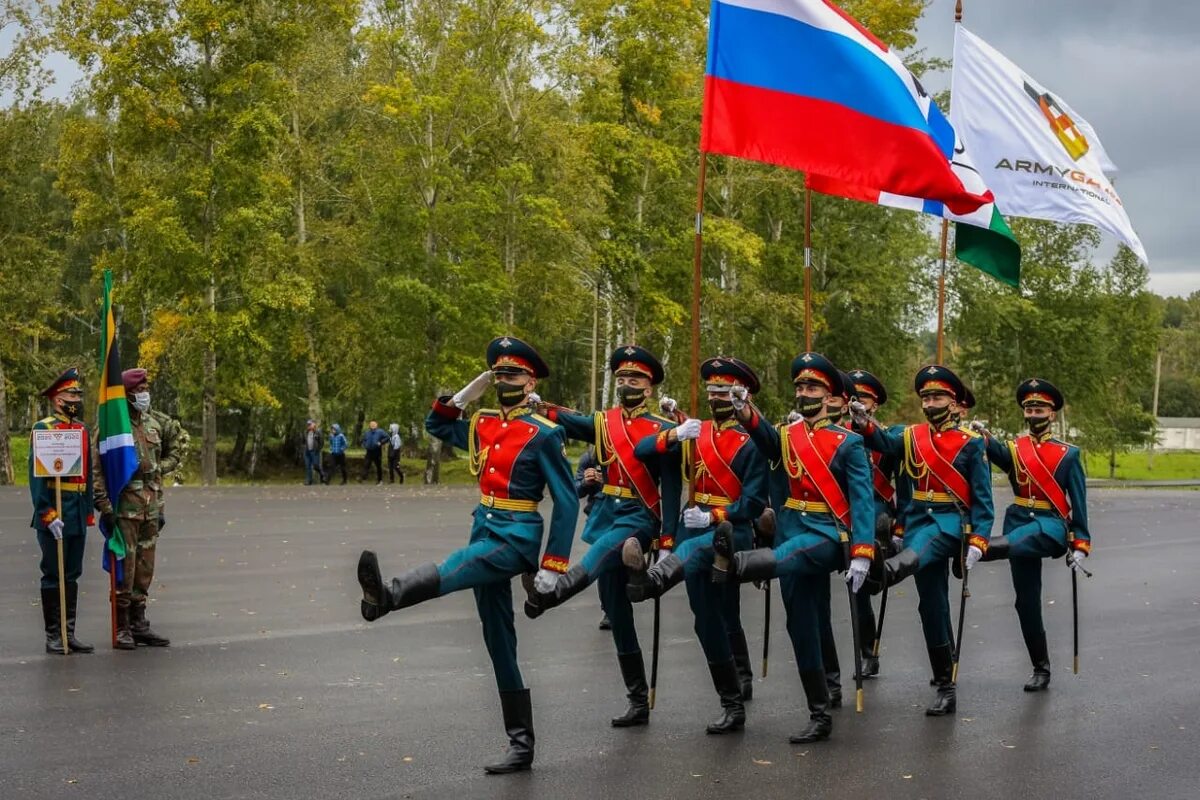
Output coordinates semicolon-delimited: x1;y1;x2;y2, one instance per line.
0;355;13;485
351;407;365;450
247;408;264;479
304;323;322;423
230;411;249;469
1108;448;1116;479
202;281;218;486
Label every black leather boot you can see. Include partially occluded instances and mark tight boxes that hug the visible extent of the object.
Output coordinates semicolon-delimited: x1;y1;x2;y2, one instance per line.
524;564;590;620
41;588;65;655
870;547;920;595
483;689;535;774
626;554;684;603
789;670;833;743
64;583;94;653
728;628;754;701
1022;630;1051;692
611;651;650;727
711;522;736;583
705;660;746;734
358;552;440;622
130;602;170;647
925;643;957;716
982;536;1011;562
114;604;136;650
731;549;778;584
821;626;843;709
860;652;880;679
753;508;777;546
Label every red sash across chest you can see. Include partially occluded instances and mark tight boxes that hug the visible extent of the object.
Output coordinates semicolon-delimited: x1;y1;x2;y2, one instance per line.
784;422;851;527
603;407;663;518
1013;435;1071;519
475;415;539;499
694;421;748;501
909;424;972;507
870;451;895;504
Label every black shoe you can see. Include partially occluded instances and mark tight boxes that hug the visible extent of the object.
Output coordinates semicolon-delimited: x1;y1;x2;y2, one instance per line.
524;564;590;620
357;552;440;621
41;588;65;655
610;652;650;727
63;583;93;653
728;629;754;702
598;614;612;631
711;522;735;583
484;689;535;774
752;508;777;547
731;548;778;584
789;670;832;743
129;603;170;647
705;660;746;734
1022;630;1051;692
627;554;684;603
925;643;957;716
870;547;920;595
860;654;880;679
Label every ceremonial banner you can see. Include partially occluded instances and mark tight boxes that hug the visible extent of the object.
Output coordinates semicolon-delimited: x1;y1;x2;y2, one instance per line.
97;270;136;570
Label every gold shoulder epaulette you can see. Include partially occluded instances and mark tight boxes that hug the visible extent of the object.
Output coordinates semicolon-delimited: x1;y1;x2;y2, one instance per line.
530;413;558;429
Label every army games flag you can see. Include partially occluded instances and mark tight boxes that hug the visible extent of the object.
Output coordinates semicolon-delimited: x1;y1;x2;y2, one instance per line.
951;26;1147;263
97;269;136;575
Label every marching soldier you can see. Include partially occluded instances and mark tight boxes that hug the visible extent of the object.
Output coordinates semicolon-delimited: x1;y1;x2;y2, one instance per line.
850;365;994;716
523;345;681;729
93;368;171;649
712;353;876;744
29;367;94;654
975;378;1090;691
623;356;768;734
356;336;578;774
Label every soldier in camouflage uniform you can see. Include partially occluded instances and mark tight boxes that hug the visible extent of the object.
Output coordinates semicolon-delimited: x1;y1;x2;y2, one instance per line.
92;368;170;649
148;406;188;530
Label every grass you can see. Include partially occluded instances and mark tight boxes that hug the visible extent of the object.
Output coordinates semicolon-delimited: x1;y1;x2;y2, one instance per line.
1084;450;1200;481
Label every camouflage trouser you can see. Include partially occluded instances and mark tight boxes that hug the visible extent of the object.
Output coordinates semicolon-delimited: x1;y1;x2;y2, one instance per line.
116;516;159;609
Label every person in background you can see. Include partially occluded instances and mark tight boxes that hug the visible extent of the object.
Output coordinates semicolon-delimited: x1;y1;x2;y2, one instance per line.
303;419;327;486
388;423;405;484
329;424;349;485
361;420;388;485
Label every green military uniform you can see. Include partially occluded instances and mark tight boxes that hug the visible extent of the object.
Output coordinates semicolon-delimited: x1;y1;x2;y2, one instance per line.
29;367;95;654
148;407;188;528
93;404;166;648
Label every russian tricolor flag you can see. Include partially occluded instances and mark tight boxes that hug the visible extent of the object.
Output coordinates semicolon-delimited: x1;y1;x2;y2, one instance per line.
701;0;993;217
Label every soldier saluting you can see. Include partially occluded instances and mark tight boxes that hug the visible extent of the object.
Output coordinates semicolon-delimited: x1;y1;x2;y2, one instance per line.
974;378;1090;691
29;367;94;654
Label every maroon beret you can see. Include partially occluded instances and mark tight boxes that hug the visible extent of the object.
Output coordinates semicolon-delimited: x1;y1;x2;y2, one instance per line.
121;368;148;391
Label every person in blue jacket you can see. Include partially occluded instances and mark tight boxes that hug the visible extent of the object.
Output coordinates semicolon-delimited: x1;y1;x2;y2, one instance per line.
356;336;579;775
974;378;1091;692
328;424;348;485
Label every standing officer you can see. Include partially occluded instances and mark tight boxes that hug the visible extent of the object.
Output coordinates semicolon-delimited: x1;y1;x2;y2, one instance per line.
93;368;170;649
356;336;578;774
712;353;876;744
975;378;1090;691
523;345;681;729
850;365;994;716
29;367;94;654
623;356;768;734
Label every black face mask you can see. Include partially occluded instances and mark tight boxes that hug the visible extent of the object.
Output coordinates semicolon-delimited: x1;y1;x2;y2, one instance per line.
709;398;735;421
618;385;647;410
826;405;845;424
795;396;825;419
923;404;953;427
61;401;83;420
1027;416;1052;435
495;382;527;408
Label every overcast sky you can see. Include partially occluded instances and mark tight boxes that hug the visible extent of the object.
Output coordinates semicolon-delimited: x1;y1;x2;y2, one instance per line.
6;1;1194;296
920;0;1199;297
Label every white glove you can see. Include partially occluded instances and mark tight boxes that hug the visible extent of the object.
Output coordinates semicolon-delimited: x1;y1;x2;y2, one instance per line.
526;391;541;404
845;556;870;593
730;385;749;411
1067;549;1089;572
891;535;904;552
969;420;987;433
849;400;869;428
786;410;802;424
451;370;494;409
659;395;678;414
675;417;702;441
683;506;712;528
964;544;984;571
48;518;65;541
532;568;559;594
653;549;672;567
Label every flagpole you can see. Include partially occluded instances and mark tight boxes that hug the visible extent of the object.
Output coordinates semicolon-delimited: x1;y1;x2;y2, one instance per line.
690;151;708;418
804;184;813;350
936;218;949;362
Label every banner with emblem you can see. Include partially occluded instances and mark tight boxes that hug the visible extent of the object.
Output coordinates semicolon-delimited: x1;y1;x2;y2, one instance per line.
950;26;1147;263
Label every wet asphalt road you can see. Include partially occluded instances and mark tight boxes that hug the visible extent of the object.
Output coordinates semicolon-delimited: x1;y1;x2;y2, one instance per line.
0;484;1197;800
